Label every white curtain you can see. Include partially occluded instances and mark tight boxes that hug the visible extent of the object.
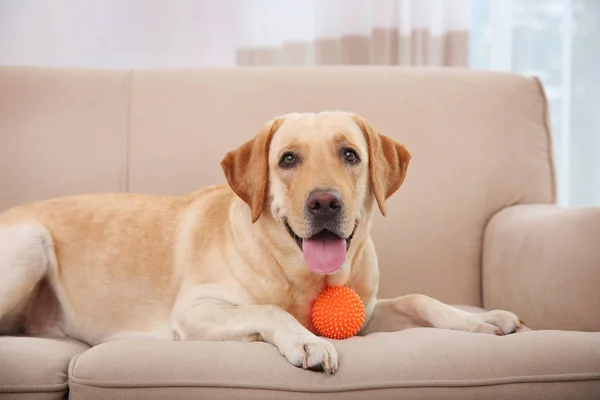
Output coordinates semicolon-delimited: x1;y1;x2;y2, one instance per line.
0;0;598;205
0;0;471;67
470;0;600;206
0;0;238;67
234;0;470;66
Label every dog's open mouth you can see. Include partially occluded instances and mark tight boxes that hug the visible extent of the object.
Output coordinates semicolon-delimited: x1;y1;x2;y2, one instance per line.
284;221;355;275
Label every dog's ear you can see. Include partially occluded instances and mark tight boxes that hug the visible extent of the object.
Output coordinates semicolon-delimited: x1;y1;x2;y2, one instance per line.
352;115;411;216
221;118;282;223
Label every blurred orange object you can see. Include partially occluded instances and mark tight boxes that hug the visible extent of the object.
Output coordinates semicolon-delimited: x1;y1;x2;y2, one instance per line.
310;286;365;339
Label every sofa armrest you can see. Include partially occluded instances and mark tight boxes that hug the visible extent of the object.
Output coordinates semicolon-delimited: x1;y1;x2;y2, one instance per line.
483;204;600;332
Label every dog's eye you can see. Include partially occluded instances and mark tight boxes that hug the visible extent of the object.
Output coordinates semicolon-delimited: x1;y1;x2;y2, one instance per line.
343;149;360;164
279;152;297;168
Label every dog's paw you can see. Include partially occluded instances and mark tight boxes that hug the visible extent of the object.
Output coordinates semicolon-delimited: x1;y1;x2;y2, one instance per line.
278;333;338;374
469;309;525;335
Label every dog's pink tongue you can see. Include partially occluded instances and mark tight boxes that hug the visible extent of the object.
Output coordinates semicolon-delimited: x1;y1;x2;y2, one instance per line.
302;232;346;275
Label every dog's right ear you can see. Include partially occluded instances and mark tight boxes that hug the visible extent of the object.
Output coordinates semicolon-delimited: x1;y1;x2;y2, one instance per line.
221;118;283;223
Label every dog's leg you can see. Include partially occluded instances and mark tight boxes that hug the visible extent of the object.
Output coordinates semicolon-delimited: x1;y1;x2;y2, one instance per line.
359;294;523;336
171;290;338;374
0;224;51;333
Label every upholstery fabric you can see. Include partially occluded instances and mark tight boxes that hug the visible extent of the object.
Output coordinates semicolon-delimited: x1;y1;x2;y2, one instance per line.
1;66;586;400
68;328;600;399
0;336;88;400
483;204;600;331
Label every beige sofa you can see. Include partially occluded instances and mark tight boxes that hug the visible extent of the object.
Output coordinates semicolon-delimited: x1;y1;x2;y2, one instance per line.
0;66;599;399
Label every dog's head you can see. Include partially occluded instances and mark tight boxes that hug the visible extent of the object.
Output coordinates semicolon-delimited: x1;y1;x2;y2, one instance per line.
221;111;411;275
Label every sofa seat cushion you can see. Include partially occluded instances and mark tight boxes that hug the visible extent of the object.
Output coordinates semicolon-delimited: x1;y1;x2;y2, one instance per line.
0;336;89;400
68;328;600;400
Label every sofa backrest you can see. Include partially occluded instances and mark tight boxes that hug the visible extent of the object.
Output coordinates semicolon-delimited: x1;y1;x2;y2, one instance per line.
0;66;555;306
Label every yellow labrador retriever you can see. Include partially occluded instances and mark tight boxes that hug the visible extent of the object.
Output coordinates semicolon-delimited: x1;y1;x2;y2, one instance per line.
0;111;523;374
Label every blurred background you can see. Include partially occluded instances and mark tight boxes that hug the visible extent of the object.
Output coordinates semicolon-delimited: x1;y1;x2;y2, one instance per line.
0;0;598;206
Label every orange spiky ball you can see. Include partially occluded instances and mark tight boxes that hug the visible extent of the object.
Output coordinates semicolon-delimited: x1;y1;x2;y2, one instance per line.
310;286;365;340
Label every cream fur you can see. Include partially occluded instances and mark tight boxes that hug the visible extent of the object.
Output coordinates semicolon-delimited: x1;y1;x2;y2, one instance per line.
0;111;523;374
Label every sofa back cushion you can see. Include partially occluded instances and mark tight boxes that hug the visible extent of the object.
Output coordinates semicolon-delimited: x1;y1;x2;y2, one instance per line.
0;67;555;305
0;67;129;207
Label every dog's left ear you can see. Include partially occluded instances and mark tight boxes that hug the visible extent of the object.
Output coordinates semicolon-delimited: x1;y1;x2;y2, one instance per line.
352;115;412;216
221;118;283;223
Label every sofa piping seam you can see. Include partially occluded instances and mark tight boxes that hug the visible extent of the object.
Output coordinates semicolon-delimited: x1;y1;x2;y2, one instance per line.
0;383;67;393
532;76;558;205
66;372;600;392
123;69;133;192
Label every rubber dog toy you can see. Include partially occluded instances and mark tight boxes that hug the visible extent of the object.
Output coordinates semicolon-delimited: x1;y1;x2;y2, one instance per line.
310;286;365;339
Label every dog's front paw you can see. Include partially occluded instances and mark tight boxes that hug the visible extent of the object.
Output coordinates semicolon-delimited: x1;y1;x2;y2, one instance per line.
277;333;338;374
470;309;525;335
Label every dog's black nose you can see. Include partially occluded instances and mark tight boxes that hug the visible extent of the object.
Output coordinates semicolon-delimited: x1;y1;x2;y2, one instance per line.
307;190;342;218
